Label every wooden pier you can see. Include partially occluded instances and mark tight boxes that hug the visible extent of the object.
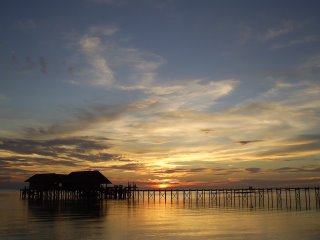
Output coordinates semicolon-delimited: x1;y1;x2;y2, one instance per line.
127;187;320;210
21;187;320;210
20;184;136;200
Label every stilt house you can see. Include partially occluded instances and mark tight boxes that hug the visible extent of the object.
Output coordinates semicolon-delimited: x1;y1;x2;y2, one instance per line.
25;170;112;191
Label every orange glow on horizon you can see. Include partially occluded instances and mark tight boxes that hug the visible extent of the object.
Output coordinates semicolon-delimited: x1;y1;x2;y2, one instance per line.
158;183;170;189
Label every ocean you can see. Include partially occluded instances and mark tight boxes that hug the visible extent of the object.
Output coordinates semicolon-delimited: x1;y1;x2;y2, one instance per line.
0;191;319;240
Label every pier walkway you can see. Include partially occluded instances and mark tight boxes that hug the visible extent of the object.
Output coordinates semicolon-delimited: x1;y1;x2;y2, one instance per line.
128;187;320;210
21;187;320;210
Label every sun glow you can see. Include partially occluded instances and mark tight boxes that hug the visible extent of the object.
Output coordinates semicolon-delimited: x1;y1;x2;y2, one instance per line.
158;183;170;189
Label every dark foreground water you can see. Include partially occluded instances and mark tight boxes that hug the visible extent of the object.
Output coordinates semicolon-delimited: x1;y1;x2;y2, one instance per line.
0;191;319;240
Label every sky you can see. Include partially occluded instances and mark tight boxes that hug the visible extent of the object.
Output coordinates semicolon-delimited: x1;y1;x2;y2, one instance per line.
0;0;320;189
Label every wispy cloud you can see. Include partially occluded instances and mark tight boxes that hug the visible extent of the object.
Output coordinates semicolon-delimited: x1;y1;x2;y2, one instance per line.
0;136;131;183
237;140;263;145
264;20;296;40
272;35;319;49
69;27;165;88
132;79;237;111
89;25;119;36
78;35;115;86
24;104;129;137
257;134;320;159
245;167;261;173
0;137;113;160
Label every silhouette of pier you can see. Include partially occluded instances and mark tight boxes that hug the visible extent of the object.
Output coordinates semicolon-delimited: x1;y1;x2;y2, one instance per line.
21;171;136;200
127;187;320;210
20;171;320;209
21;186;320;210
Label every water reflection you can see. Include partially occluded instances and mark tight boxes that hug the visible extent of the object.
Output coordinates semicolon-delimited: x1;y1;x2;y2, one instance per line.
1;192;320;240
27;199;109;221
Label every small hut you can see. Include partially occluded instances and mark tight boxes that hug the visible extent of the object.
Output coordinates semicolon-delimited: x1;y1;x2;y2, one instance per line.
22;170;114;200
25;170;111;191
65;170;112;190
25;173;66;190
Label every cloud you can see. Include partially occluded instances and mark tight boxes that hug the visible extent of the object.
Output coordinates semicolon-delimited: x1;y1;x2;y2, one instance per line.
99;163;144;171
89;25;119;36
0;135;136;187
69;28;165;88
257;134;320;158
217;177;320;188
245;168;261;174
132;79;237;111
237;140;263;145
272;35;319;49
264;20;296;40
22;78;236;140
24;103;129;137
0;156;78;167
151;168;208;176
78;35;114;86
272;166;320;173
297;55;320;79
0;136;119;162
113;47;165;85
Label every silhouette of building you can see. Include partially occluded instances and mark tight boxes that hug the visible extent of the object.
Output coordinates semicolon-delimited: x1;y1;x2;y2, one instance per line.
25;170;112;191
25;173;66;190
65;171;112;190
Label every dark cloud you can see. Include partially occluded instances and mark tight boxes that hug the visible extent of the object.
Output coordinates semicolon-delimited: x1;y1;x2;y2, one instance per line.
200;128;214;134
0;156;78;167
99;163;144;171
273;166;320;173
293;134;320;142
0;167;35;189
24;104;129;137
245;168;261;173
151;168;208;175
212;168;240;175
258;134;320;157
0;136;123;163
237;140;263;145
0;137;108;155
69;152;120;162
221;178;320;188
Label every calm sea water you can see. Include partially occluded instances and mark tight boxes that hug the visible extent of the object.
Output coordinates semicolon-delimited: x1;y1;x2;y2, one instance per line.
0;191;319;240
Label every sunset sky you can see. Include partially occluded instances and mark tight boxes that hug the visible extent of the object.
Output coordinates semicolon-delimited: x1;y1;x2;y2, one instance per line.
1;0;320;189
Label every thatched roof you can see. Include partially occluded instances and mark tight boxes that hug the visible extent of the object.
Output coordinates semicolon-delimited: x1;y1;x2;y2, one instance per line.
25;170;112;188
67;170;112;184
25;173;66;183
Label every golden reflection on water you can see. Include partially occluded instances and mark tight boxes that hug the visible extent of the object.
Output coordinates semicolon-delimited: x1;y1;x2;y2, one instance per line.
0;191;319;240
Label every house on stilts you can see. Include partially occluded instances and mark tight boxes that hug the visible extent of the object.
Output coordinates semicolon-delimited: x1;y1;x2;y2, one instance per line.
21;170;134;200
